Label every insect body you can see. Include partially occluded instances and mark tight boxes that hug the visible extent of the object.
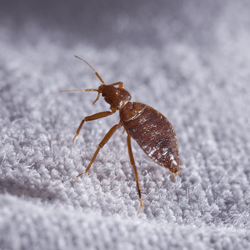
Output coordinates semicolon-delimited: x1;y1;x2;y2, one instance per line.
61;55;182;214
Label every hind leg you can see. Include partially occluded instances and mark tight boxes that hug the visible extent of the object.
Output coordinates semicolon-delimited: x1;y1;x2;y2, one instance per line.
127;134;143;215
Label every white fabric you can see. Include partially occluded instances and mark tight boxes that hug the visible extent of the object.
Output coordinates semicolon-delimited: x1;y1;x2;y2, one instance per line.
1;1;250;249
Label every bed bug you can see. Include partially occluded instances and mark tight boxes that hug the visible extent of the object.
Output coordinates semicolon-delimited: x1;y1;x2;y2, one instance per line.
61;55;182;214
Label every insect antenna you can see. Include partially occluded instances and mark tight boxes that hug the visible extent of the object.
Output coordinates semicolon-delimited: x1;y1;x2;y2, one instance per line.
60;88;98;93
60;89;100;105
74;55;106;85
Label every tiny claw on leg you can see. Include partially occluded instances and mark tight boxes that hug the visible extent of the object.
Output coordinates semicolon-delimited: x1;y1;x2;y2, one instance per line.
76;171;85;178
137;198;143;215
72;133;78;143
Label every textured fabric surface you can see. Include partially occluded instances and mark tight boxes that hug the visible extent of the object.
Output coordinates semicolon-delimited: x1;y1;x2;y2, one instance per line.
1;1;250;249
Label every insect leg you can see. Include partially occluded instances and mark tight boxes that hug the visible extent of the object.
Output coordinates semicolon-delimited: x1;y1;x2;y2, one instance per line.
109;82;124;88
72;110;116;142
77;123;122;178
119;128;126;138
127;134;143;215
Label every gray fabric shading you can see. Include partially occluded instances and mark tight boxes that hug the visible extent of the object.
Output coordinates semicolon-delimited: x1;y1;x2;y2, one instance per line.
1;1;250;249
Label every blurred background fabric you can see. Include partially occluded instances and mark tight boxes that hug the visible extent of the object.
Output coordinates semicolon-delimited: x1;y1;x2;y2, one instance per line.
1;0;250;249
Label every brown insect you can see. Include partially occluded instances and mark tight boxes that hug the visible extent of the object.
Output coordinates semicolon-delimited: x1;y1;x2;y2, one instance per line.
61;55;182;214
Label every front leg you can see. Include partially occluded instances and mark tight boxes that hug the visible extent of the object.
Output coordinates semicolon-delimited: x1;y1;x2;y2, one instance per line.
72;109;116;142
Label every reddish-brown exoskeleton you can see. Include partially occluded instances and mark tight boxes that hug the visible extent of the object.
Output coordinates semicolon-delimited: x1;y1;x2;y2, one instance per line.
61;55;182;214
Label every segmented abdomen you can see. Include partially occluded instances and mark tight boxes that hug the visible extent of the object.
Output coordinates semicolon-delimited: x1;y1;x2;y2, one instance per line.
120;102;181;173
